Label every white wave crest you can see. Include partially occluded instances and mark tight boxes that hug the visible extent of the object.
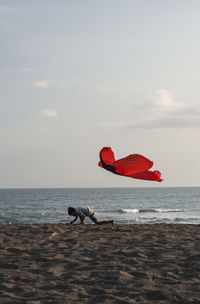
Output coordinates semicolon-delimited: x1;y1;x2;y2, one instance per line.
121;209;139;214
154;209;184;213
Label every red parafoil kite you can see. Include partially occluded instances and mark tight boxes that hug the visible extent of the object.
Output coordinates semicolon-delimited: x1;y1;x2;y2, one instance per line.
98;147;163;182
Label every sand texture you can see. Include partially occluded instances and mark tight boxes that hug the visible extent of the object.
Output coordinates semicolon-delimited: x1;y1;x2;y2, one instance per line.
0;224;199;304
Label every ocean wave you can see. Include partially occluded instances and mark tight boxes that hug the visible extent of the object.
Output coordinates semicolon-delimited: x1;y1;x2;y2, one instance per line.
154;208;184;213
119;208;184;214
121;209;139;214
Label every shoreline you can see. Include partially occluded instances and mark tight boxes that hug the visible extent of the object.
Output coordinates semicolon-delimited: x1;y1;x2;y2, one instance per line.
0;224;199;303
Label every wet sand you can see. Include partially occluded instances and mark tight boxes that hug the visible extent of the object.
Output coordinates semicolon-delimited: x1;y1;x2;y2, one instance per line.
0;224;199;303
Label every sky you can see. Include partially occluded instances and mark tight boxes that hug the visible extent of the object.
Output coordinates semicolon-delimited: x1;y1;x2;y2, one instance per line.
1;0;200;188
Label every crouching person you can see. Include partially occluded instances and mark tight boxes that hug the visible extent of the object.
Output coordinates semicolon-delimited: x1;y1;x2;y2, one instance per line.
68;206;114;226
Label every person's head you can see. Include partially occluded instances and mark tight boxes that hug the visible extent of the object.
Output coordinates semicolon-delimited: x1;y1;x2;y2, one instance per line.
68;207;76;216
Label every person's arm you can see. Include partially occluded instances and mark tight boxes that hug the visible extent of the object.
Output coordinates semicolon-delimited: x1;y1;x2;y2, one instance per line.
70;215;78;224
79;215;85;224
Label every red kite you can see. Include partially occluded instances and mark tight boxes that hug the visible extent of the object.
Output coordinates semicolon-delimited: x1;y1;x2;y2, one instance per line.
98;147;163;182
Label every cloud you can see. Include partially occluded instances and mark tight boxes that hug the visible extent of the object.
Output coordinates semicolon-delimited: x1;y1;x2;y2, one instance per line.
99;90;200;131
152;90;182;111
135;90;182;113
32;78;80;89
33;80;56;88
33;79;139;93
71;77;80;84
39;109;59;117
126;117;200;130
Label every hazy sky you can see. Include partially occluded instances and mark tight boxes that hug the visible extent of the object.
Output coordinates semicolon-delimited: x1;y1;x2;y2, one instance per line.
1;0;200;188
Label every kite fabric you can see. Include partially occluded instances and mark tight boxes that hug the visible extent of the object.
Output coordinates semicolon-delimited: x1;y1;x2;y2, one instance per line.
98;147;163;182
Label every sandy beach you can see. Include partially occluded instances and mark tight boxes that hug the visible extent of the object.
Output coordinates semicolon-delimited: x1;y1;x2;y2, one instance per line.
0;224;199;304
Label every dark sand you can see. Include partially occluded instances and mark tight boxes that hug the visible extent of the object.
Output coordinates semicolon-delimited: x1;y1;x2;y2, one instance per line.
0;224;199;304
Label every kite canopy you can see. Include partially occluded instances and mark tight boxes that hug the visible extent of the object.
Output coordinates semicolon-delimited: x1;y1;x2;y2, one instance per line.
98;147;163;182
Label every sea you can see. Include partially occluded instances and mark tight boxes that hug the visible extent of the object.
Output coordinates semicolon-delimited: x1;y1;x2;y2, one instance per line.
0;187;200;225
